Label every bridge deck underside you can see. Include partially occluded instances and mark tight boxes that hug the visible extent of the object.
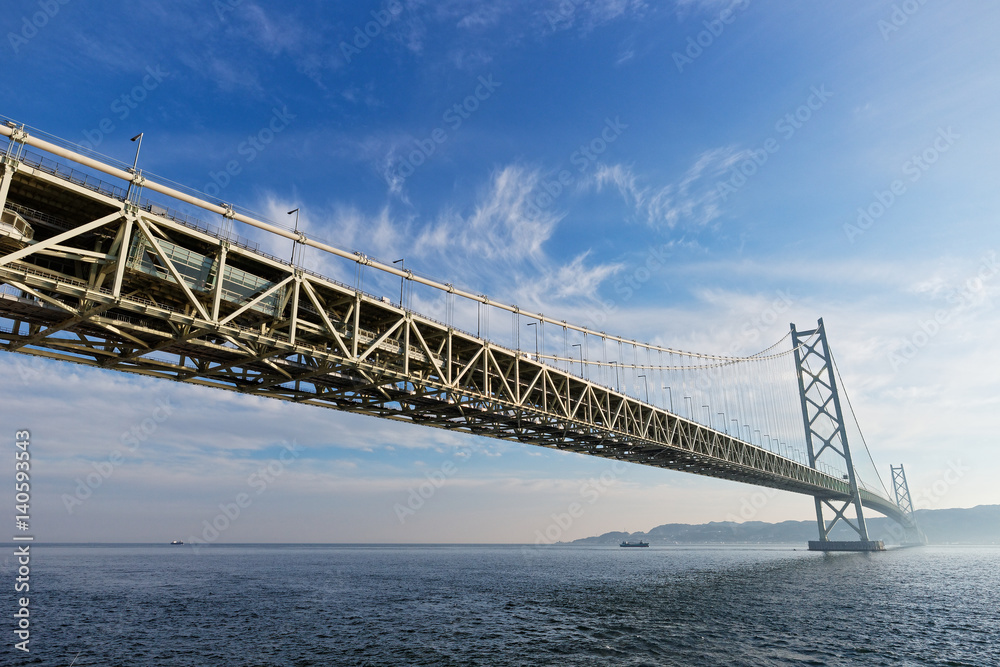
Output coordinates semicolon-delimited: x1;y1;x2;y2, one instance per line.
0;158;905;525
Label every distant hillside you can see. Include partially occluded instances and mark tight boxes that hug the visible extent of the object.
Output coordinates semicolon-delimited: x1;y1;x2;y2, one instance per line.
568;505;1000;546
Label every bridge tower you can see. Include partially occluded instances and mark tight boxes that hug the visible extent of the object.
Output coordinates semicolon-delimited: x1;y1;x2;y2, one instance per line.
891;464;927;545
791;319;883;551
891;464;914;516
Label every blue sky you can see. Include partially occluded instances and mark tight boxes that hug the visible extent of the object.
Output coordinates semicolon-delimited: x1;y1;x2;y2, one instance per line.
2;0;998;543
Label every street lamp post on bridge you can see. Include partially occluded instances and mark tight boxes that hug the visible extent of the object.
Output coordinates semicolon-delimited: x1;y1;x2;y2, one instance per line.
126;132;143;203
662;385;673;412
393;258;405;307
287;208;300;265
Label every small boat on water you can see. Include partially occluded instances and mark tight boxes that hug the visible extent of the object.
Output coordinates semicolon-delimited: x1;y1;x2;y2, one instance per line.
170;540;184;545
620;540;649;548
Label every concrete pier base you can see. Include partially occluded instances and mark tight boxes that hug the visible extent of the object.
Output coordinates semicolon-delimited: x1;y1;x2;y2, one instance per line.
808;540;885;552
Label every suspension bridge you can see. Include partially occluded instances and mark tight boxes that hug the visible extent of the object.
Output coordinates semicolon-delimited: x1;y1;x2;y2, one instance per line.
0;118;923;550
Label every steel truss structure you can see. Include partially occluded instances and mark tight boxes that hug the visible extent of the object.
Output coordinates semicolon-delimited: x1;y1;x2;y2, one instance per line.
793;319;882;543
0;121;913;530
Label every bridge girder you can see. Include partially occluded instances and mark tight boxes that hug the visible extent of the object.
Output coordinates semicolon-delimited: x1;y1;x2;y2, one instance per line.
0;126;911;528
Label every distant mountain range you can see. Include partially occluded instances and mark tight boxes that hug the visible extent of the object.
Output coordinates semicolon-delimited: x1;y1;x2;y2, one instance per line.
567;505;1000;546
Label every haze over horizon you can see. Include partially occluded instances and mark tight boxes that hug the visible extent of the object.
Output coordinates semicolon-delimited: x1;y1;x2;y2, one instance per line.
2;0;998;543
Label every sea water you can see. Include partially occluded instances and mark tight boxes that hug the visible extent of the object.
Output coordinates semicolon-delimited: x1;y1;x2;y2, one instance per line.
10;544;998;666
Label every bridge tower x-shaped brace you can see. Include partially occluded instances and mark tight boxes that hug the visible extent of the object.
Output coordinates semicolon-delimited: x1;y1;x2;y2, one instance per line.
791;318;872;544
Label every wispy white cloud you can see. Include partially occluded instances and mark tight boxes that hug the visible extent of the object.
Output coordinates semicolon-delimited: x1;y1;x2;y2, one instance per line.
197;55;264;95
235;4;308;57
592;164;645;209
584;146;750;230
218;2;336;87
249;163;625;319
418;165;558;263
403;165;631;310
388;0;652;63
541;0;649;34
456;4;507;29
616;47;637;65
672;0;737;20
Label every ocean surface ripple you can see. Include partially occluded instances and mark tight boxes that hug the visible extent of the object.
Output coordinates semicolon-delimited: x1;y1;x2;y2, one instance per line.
16;544;999;666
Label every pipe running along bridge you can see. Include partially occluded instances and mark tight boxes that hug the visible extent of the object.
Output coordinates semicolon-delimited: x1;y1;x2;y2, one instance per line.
0;118;922;550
